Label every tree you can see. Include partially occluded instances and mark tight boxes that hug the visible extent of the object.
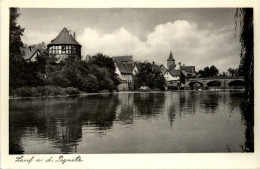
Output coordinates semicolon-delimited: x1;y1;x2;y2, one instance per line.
235;8;254;99
209;65;219;77
133;63;166;90
10;8;24;61
89;53;120;90
227;68;236;76
198;65;219;77
9;8;25;89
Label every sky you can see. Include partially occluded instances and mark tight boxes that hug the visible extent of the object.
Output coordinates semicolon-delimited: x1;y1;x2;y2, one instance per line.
18;8;241;72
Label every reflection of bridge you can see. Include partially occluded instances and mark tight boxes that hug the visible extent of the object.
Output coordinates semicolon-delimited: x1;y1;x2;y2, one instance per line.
185;76;245;89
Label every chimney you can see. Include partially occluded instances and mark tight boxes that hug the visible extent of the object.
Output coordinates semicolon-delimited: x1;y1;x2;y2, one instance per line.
29;46;32;52
183;64;185;67
69;30;71;35
153;61;155;65
73;32;76;39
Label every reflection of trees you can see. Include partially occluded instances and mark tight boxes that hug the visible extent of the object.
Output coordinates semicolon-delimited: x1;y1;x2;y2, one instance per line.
79;95;118;130
240;99;254;152
200;92;220;113
9;95;118;154
133;93;165;118
179;91;196;116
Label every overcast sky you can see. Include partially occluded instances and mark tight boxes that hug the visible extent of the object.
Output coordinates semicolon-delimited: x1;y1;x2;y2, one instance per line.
18;8;241;72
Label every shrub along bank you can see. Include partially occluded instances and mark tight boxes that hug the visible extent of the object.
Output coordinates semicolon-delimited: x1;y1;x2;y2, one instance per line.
10;86;80;97
9;53;121;97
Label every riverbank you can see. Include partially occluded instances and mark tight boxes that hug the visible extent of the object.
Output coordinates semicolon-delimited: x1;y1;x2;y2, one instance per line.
9;88;245;99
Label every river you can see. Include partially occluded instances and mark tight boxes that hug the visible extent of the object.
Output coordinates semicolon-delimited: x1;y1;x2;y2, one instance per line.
9;90;253;154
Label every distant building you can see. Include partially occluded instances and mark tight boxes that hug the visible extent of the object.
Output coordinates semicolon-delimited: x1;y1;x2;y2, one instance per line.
112;55;162;90
21;42;46;62
161;51;196;89
47;27;81;62
163;51;181;83
112;55;134;90
167;51;176;70
112;55;133;62
181;65;196;77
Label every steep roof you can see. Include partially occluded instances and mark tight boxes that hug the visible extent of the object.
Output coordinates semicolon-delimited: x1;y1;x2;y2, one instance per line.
112;55;133;62
160;65;167;75
22;42;45;60
134;62;142;70
48;27;81;46
116;62;134;74
181;70;188;76
167;51;175;61
169;69;180;76
134;62;161;73
181;66;195;73
152;64;161;73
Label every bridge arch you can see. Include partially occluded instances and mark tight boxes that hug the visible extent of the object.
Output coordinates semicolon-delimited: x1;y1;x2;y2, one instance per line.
188;81;203;89
228;80;245;88
207;80;222;87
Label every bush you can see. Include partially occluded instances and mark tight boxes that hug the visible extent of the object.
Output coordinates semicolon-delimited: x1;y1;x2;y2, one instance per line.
53;86;66;96
14;87;32;97
65;87;79;95
31;87;46;97
81;74;98;92
52;74;70;88
11;86;69;97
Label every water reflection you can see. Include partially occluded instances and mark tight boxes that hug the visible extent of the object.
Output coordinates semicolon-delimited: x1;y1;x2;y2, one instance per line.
133;93;166;118
9;91;253;154
240;99;254;152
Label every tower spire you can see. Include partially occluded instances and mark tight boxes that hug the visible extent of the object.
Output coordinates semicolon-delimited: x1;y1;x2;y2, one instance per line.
167;51;175;61
167;51;176;70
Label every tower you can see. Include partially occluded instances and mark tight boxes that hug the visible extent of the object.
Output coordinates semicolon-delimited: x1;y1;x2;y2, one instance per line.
47;27;82;63
167;51;176;70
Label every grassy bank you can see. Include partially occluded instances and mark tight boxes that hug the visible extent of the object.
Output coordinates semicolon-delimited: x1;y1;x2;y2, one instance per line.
10;86;80;97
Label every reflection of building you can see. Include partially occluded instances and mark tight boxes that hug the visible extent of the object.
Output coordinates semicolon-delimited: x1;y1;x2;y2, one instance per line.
21;42;46;62
47;27;81;62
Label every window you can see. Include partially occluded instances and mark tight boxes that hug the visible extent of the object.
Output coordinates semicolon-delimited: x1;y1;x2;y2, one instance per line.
62;45;66;51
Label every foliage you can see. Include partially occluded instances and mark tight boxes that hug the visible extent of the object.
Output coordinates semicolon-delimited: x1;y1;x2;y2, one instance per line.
227;68;237;77
235;8;254;99
134;63;166;90
64;87;80;95
227;68;244;77
9;8;25;89
89;53;120;90
11;86;69;97
198;65;219;77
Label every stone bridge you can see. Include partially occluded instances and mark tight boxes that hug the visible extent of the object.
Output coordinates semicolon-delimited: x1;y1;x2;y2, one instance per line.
185;76;245;89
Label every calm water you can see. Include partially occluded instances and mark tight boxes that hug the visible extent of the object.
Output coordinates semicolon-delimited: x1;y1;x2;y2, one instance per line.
9;90;253;154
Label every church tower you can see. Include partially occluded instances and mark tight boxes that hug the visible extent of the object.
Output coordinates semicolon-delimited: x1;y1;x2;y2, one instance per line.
167;51;176;70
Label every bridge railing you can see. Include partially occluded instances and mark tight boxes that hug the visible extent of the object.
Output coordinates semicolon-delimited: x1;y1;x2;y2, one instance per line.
186;76;244;81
